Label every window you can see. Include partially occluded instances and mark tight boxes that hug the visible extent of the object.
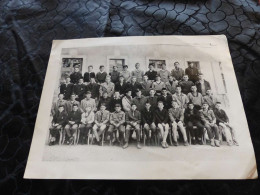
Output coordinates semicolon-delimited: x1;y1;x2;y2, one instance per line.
149;59;166;71
187;61;201;73
61;58;83;81
109;59;125;72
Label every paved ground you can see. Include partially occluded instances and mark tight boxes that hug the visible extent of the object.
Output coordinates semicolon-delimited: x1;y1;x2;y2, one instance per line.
43;142;243;162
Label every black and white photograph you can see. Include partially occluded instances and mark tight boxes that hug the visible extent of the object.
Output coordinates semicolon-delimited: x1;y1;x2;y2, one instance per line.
24;36;257;179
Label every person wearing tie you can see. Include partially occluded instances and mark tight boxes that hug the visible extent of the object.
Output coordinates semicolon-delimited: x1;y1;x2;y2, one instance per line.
92;103;110;146
123;103;142;149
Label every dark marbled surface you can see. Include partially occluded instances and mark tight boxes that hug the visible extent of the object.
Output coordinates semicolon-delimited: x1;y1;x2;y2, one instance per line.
0;0;260;194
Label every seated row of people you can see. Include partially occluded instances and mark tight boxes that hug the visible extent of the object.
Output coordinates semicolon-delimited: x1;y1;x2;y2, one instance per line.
49;96;238;148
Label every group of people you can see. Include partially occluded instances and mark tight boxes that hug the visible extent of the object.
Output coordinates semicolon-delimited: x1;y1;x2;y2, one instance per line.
49;62;238;149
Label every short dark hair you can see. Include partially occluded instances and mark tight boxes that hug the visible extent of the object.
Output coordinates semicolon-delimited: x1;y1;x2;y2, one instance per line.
58;105;64;108
72;104;78;107
100;65;104;68
88;65;93;68
100;103;106;107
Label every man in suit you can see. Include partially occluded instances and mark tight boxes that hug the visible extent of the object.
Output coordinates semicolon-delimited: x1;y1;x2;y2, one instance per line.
171;61;184;81
110;65;120;83
184;102;204;145
145;63;157;81
64;104;81;145
49;105;67;145
142;101;156;146
185;62;199;83
200;102;220;147
195;73;211;96
123;103;142;149
131;63;144;83
70;65;82;84
83;65;95;83
115;75;128;96
60;76;73;100
107;104;125;145
154;101;169;148
93;103;110;146
169;100;189;146
73;77;86;102
96;65;107;84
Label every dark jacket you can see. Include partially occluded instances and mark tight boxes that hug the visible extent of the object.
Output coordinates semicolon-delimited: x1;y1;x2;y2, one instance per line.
214;108;229;123
73;83;86;101
96;72;107;83
70;72;82;84
109;97;122;112
185;67;199;83
178;80;194;94
67;110;81;124
109;71;120;83
132;95;147;112
98;97;111;110
52;111;67;126
60;83;74;100
141;108;154;125
86;82;100;99
145;70;157;81
115;82;128;95
146;96;158;109
154;108;169;124
195;80;211;96
128;82;142;97
83;72;95;83
158;95;172;109
184;107;201;123
126;110;141;124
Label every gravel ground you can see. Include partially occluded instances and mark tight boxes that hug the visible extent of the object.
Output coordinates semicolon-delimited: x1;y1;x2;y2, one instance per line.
43;142;244;162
